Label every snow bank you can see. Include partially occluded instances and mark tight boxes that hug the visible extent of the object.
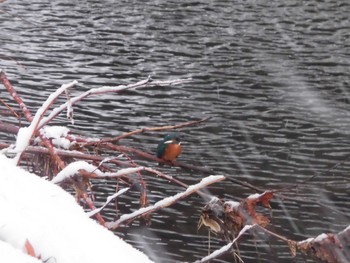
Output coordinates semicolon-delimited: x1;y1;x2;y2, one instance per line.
0;155;153;263
0;240;41;263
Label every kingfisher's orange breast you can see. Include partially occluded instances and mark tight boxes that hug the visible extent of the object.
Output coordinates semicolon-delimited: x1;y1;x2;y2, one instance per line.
163;143;182;161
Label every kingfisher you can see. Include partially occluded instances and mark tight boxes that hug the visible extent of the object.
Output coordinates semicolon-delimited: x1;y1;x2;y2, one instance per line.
156;133;182;162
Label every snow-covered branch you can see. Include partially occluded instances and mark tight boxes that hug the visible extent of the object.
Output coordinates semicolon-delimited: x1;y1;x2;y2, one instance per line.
39;77;191;129
87;188;130;217
51;161;145;184
106;175;225;229
11;81;77;164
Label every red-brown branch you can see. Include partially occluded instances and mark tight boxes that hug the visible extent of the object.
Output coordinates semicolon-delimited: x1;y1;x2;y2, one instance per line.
0;97;20;119
0;70;66;168
0;71;32;121
81;192;106;226
83;117;211;145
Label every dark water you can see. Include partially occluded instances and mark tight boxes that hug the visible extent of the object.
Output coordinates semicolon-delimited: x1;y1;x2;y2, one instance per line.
1;0;349;262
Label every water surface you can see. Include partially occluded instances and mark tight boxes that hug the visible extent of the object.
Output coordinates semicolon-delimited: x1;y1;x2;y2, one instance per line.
0;1;349;262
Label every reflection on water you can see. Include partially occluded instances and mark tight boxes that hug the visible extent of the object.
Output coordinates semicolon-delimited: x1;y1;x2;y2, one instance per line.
1;0;349;262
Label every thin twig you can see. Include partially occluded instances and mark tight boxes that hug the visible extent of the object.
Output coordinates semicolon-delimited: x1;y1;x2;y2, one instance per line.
0;97;20;118
81;192;106;226
254;225;291;243
0;71;32;121
85;117;211;145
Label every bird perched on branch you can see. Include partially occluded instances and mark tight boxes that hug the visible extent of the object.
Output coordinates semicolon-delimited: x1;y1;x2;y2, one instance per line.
156;133;182;162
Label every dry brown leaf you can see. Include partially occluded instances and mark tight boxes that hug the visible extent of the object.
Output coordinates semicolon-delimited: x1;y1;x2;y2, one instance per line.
253;213;270;227
24;239;36;257
288;240;297;257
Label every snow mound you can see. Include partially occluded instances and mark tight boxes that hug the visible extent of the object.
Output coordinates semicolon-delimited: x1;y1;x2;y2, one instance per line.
0;155;153;263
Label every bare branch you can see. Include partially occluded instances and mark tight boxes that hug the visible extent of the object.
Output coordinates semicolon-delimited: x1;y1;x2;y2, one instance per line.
85;117;211;145
0;70;32;121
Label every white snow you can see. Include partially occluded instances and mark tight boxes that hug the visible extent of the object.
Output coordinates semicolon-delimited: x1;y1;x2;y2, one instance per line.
298;237;314;245
209;196;220;203
0;240;41;263
98;156;120;166
0;154;153;263
51;161;144;184
187;175;225;192
224;200;240;210
51;160;98;183
66;95;74;125
41;126;70;138
52;137;71;149
40;126;72;149
314;233;328;242
340;225;350;235
298;233;328;245
12;126;32;155
246;191;270;200
247;193;261;199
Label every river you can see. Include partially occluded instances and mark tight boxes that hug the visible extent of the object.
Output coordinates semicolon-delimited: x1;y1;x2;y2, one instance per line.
0;0;349;262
